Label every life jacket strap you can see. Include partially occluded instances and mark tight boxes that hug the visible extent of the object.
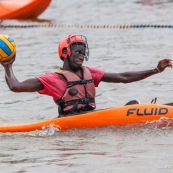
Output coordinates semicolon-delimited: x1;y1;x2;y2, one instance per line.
58;104;95;117
57;98;95;107
67;79;94;88
57;98;95;116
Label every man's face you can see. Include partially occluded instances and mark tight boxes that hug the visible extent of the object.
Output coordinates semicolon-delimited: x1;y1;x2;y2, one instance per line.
69;44;86;69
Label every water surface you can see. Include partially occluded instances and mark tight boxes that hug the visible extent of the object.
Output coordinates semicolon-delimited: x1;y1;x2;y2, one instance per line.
1;0;173;172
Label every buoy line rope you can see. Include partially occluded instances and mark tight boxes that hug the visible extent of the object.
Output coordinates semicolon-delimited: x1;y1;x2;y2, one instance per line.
0;24;173;29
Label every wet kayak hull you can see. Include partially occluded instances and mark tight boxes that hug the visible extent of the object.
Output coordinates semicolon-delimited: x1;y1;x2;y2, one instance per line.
0;104;173;133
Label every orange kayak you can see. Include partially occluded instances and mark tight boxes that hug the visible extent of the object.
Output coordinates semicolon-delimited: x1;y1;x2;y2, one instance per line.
0;103;173;133
0;0;51;19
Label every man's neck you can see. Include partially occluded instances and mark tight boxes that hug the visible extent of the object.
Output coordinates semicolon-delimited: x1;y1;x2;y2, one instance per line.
63;64;81;73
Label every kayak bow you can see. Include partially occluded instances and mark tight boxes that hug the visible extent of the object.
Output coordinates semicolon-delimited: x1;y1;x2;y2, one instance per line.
0;0;51;19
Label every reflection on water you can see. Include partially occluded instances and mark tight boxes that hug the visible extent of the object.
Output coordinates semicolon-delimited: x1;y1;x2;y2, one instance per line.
1;124;173;172
136;0;173;6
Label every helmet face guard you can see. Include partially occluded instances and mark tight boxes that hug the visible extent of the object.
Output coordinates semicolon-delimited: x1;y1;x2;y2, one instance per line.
58;34;89;61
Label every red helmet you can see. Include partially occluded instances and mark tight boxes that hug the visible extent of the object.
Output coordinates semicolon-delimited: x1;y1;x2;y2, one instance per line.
58;34;89;60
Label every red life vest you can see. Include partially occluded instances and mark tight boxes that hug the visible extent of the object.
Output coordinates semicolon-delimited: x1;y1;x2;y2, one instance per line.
55;67;96;116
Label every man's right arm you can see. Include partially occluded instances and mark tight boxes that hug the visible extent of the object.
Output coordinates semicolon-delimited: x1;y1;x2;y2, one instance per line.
2;60;44;92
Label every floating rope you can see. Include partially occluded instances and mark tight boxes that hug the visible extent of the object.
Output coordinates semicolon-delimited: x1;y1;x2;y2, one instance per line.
0;24;173;29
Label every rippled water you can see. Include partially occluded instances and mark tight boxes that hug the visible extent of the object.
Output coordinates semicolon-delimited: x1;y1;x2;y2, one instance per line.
1;0;173;172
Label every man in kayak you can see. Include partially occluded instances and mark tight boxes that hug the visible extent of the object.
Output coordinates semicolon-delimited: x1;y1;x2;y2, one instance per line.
1;34;172;117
